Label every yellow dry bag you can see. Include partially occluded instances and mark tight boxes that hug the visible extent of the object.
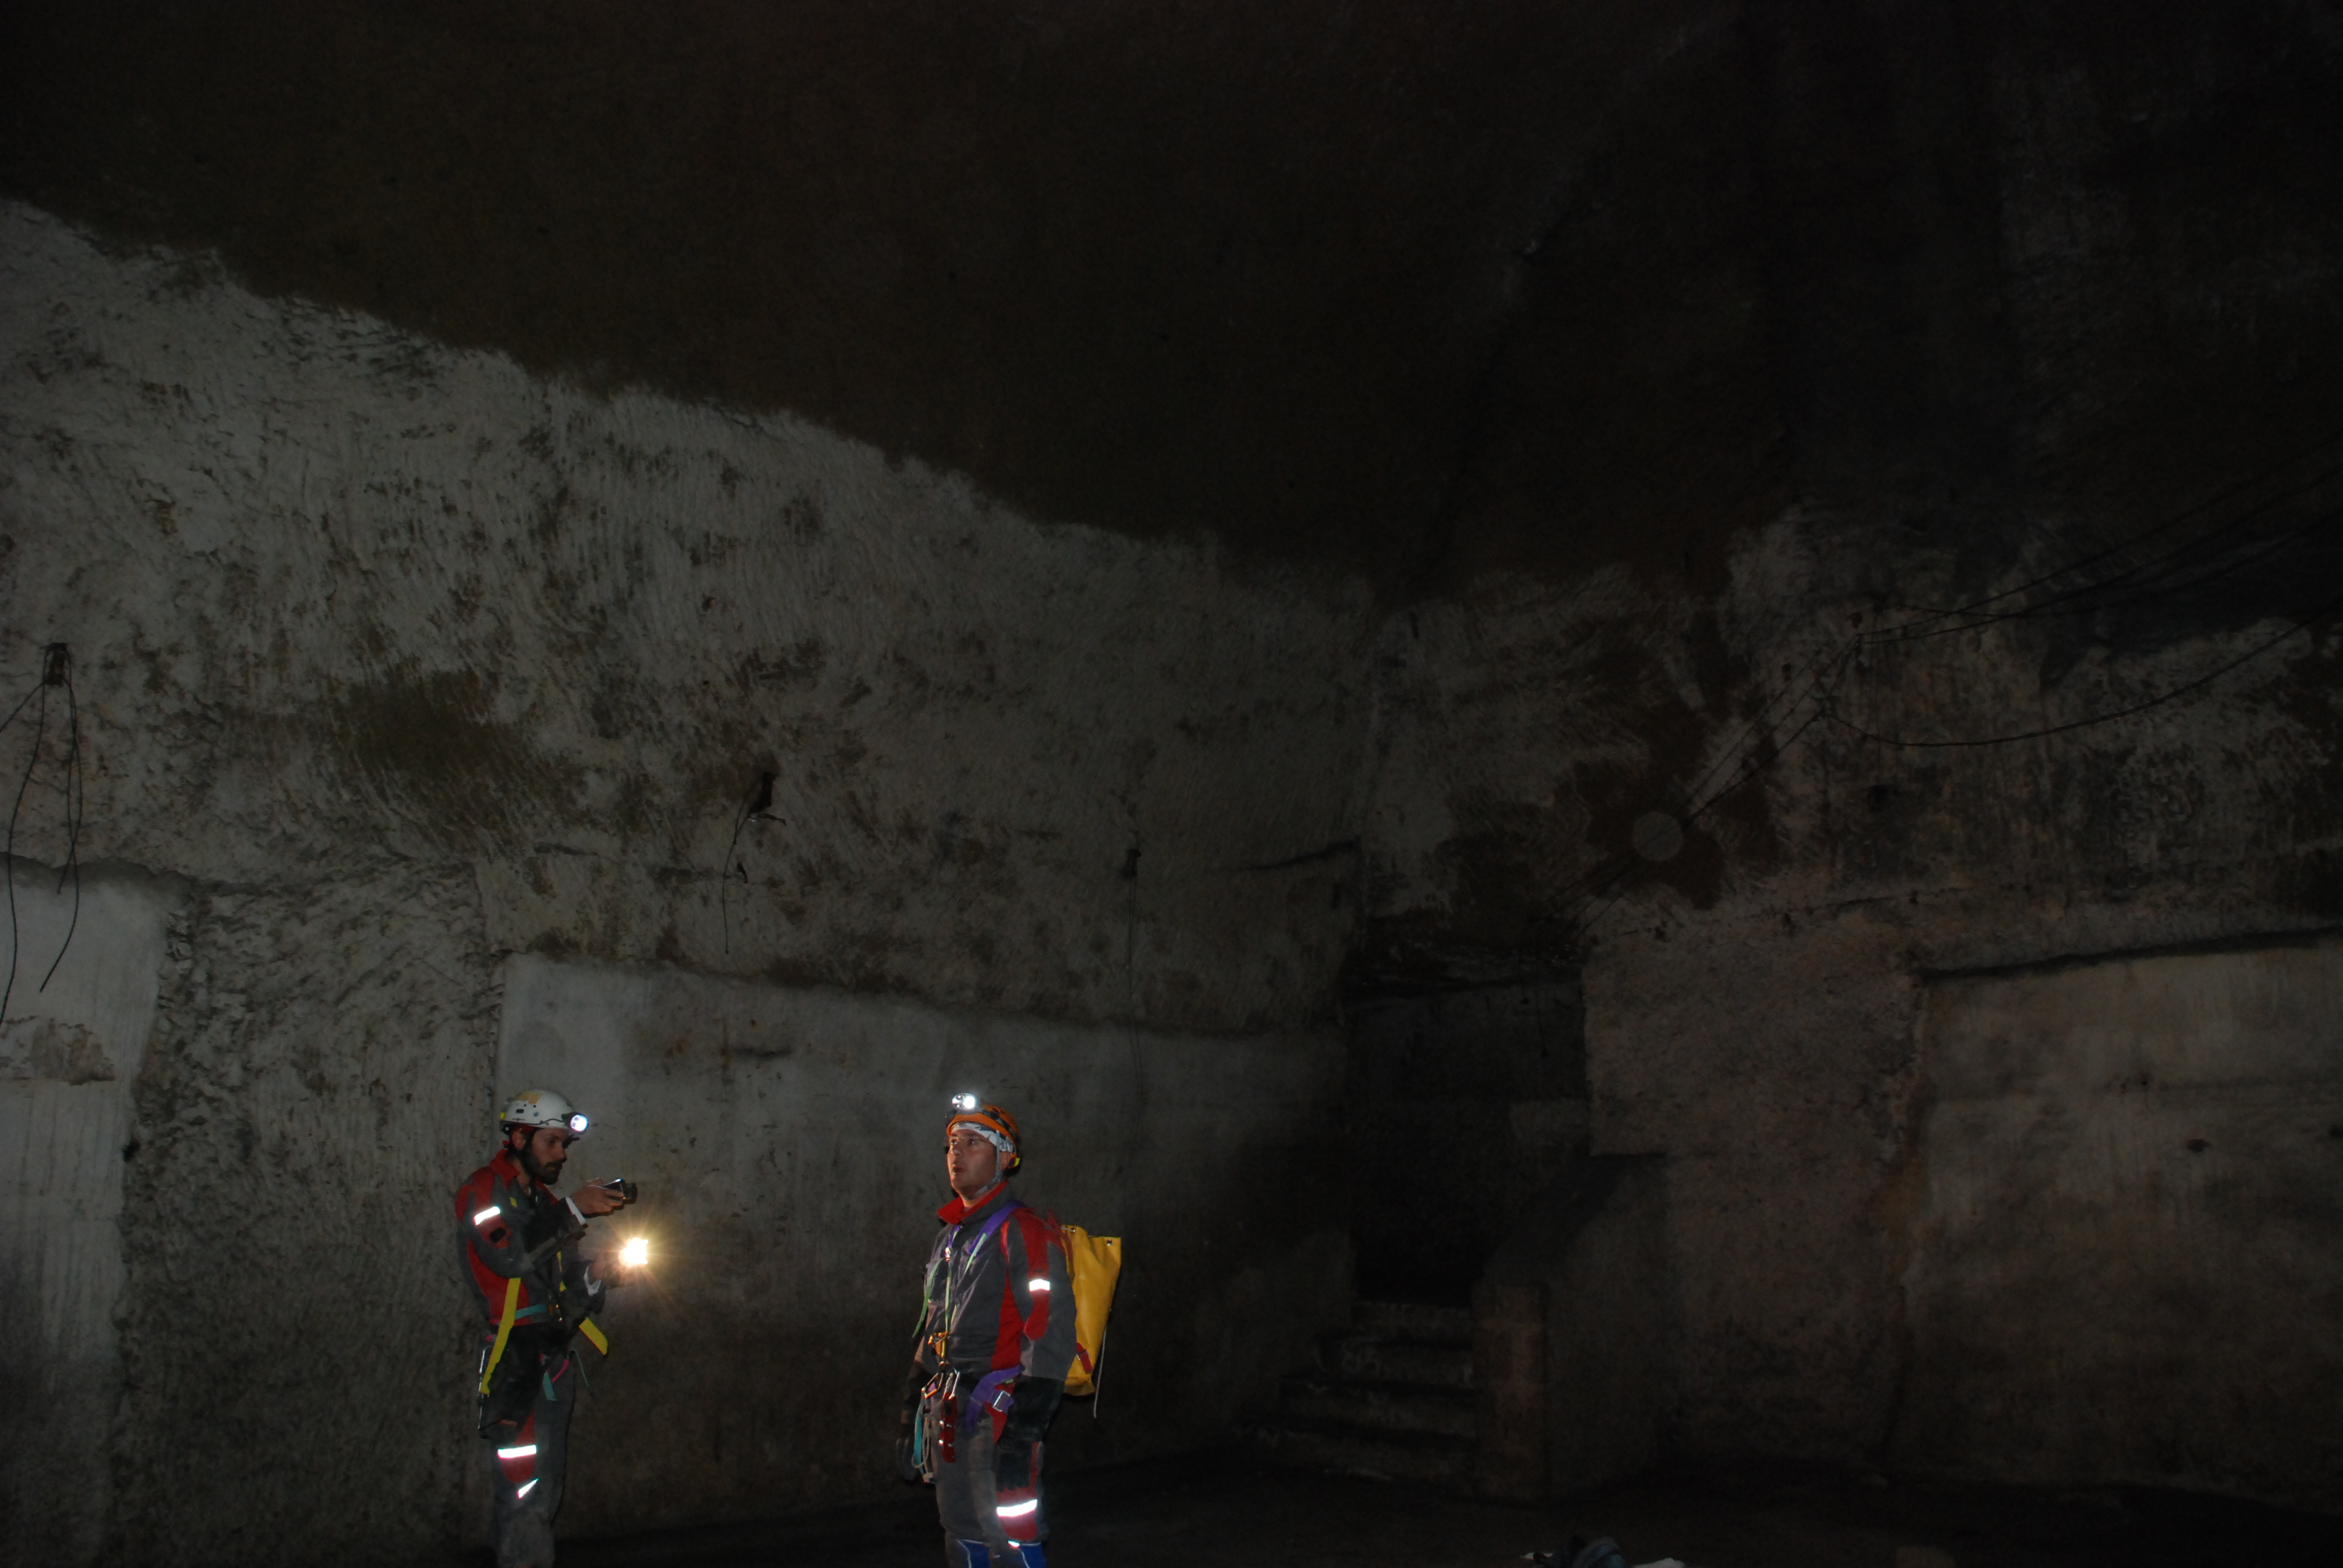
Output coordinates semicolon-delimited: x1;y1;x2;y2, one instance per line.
1058;1224;1122;1398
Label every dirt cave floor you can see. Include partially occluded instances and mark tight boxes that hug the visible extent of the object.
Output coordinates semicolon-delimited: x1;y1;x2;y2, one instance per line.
548;1449;2338;1568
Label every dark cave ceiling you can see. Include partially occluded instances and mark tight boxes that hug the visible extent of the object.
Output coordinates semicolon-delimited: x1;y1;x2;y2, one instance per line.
5;1;2341;595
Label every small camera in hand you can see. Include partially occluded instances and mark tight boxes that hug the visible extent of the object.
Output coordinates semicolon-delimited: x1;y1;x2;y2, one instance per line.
598;1176;640;1203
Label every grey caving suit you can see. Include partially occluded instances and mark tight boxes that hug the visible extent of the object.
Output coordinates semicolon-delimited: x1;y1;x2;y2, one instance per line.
911;1182;1076;1565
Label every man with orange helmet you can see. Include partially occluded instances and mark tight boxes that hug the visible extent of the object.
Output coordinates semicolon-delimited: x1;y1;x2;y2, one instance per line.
898;1095;1075;1567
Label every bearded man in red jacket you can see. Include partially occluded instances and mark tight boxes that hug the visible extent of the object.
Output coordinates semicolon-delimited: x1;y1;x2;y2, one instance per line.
453;1088;637;1568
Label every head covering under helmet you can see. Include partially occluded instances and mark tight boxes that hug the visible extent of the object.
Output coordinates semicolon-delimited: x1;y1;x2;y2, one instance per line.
945;1100;1021;1175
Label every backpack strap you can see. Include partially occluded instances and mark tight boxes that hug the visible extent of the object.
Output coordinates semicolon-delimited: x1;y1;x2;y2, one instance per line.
975;1200;1024;1244
1005;1209;1055;1342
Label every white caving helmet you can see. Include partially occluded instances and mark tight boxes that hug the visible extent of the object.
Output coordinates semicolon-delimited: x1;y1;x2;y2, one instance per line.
500;1088;590;1137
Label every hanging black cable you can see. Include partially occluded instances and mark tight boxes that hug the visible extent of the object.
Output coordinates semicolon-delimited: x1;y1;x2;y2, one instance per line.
2;675;50;1024
1872;425;2343;632
1658;453;2343;834
39;645;84;994
1553;641;1861;940
1822;587;2343;750
1553;436;2343;944
0;644;90;1018
1567;587;2335;944
1685;642;1861;823
718;770;778;956
1871;491;2343;648
1663;633;1861;833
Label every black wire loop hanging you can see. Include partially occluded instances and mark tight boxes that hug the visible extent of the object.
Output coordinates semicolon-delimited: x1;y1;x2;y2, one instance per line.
1552;431;2343;944
2;642;87;1024
718;770;781;956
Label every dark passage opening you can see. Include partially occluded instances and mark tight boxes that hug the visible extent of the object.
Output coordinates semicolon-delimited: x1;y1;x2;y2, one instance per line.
1345;972;1587;1305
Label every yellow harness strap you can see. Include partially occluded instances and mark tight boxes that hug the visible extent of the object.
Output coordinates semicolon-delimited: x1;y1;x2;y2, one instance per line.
480;1248;612;1394
479;1276;523;1396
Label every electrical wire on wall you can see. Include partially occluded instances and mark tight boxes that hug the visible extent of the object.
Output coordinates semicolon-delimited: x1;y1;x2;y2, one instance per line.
1555;431;2343;943
1;642;87;1022
718;771;779;955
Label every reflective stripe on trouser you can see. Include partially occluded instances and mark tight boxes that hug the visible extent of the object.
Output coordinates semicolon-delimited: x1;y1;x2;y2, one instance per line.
949;1541;1050;1568
488;1351;576;1568
934;1414;1047;1560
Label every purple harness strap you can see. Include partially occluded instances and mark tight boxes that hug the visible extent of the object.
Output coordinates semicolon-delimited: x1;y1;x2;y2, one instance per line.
951;1200;1023;1264
949;1200;1027;1432
963;1367;1021;1432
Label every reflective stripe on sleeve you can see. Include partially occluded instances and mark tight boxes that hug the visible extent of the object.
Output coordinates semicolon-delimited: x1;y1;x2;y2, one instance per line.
473;1206;500;1225
997;1498;1039;1518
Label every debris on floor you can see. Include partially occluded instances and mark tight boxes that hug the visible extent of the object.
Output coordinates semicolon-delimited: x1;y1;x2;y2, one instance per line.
555;1445;2343;1568
1524;1537;1694;1568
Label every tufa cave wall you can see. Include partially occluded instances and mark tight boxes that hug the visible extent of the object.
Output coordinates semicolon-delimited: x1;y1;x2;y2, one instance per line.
0;201;1365;1563
2;1;2341;1561
1351;0;2343;1508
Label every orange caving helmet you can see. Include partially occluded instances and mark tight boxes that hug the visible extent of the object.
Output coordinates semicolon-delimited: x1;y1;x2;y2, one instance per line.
945;1094;1023;1175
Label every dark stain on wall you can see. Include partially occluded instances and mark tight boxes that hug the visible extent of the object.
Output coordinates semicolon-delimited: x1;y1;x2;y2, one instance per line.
332;666;578;845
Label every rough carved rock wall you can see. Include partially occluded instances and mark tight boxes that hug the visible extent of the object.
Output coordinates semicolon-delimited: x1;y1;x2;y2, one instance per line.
1362;518;2343;1501
5;0;2342;1548
0;201;1368;1563
1352;0;2343;1502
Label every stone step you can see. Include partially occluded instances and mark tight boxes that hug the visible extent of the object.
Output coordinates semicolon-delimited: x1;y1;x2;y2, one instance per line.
1248;1419;1473;1486
1321;1334;1475;1390
1279;1375;1478;1440
1352;1299;1475;1347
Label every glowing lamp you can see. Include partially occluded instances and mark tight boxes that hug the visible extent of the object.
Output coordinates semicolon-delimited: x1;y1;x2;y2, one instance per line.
620;1236;650;1269
951;1093;980;1111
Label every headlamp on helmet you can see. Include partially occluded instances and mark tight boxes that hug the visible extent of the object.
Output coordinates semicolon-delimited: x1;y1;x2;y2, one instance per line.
945;1096;1023;1175
500;1088;589;1137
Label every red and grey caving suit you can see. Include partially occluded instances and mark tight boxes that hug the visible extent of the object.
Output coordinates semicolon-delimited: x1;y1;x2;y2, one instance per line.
454;1149;611;1568
909;1180;1076;1568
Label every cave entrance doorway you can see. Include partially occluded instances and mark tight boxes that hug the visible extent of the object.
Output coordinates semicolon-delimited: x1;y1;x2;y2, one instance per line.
1345;968;1587;1306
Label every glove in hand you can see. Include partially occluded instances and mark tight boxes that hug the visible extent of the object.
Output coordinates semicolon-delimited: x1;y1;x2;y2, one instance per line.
1003;1376;1063;1442
991;1376;1063;1542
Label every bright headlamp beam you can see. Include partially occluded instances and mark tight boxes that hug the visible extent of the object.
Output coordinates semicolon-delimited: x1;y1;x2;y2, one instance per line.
951;1093;979;1111
568;1112;589;1134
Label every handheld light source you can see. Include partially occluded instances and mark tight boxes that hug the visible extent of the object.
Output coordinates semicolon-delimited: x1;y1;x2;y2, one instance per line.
620;1235;650;1269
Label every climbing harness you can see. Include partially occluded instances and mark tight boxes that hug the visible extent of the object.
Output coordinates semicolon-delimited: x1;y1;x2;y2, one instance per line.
913;1200;1023;1477
475;1202;608;1436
